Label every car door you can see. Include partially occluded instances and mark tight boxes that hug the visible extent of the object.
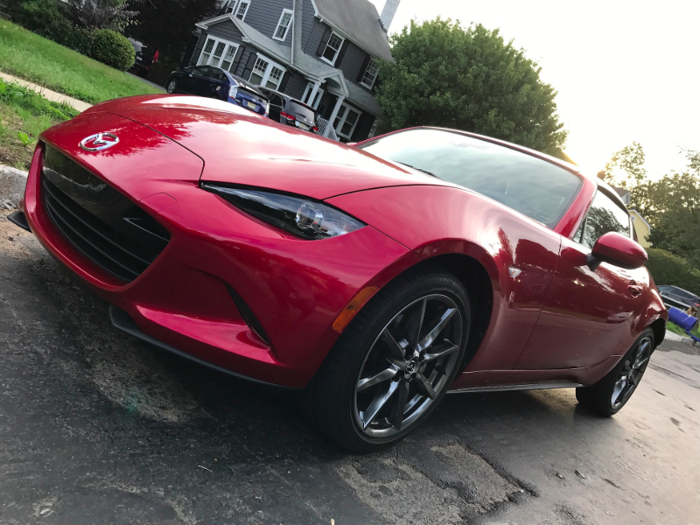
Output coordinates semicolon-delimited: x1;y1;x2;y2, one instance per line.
515;188;648;370
189;66;214;96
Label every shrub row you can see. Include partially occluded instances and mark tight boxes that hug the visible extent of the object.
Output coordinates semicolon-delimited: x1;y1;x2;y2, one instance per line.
646;248;700;296
14;0;135;71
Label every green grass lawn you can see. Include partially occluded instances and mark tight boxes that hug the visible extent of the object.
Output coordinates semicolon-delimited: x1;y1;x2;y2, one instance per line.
0;79;78;169
0;19;162;104
667;321;700;340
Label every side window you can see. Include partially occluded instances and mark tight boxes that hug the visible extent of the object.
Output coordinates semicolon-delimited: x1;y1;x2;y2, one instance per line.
575;191;631;249
270;95;284;108
192;66;208;77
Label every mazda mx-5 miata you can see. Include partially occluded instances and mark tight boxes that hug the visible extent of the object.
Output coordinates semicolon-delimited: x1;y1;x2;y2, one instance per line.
10;95;667;452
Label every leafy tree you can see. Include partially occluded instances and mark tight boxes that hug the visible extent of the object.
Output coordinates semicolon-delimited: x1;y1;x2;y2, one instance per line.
376;19;568;154
65;0;138;33
599;142;655;216
647;151;700;266
132;0;221;76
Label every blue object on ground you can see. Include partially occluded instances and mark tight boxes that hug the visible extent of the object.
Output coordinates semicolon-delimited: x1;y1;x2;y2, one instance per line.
668;306;700;342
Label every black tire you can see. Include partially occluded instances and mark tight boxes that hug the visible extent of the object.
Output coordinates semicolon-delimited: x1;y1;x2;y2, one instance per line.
166;79;177;94
299;266;471;453
576;329;654;416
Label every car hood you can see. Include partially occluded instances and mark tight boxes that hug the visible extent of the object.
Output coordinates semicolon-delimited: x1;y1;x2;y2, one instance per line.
83;95;453;200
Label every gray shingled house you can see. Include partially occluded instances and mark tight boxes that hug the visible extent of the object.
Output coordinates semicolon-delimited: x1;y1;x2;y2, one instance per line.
185;0;399;142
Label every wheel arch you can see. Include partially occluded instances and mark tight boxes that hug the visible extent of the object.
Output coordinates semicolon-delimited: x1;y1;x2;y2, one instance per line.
420;253;494;370
649;318;666;348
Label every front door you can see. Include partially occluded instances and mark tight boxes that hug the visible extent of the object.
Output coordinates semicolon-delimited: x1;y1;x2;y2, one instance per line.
516;190;647;369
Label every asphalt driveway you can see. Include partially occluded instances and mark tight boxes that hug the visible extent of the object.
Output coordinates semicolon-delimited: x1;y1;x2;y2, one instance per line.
1;210;698;525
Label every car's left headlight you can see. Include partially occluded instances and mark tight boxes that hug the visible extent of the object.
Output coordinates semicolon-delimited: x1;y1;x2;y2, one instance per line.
202;184;366;240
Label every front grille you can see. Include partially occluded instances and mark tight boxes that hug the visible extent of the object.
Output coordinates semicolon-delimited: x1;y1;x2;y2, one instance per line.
41;146;170;282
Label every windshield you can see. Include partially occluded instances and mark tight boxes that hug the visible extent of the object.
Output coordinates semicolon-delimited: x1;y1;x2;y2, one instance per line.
288;102;316;123
360;129;583;228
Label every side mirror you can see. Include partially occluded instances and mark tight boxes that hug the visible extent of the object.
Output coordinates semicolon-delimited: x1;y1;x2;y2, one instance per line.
589;232;648;270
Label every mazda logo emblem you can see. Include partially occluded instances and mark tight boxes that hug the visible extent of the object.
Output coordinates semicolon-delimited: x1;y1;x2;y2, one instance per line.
79;132;119;152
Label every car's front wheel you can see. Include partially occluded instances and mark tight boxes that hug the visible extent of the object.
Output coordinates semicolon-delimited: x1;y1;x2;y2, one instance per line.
576;329;654;416
301;267;470;452
166;79;177;94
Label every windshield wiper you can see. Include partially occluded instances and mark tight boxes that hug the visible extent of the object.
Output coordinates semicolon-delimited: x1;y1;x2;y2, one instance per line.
396;162;437;178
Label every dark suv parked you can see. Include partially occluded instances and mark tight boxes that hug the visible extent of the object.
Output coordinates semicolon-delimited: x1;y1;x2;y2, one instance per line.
257;88;318;134
165;66;269;117
128;37;159;78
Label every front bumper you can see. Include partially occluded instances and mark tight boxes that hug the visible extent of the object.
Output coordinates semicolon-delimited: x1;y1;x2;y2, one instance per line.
23;138;418;388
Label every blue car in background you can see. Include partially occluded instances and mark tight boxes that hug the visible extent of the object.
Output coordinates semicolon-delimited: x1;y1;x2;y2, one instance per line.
165;66;269;116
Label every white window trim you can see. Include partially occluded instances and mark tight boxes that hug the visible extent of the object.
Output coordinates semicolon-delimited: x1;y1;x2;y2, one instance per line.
272;9;293;42
248;53;287;89
302;82;324;110
334;102;361;140
320;31;345;66
232;0;251;21
198;36;240;72
360;58;378;89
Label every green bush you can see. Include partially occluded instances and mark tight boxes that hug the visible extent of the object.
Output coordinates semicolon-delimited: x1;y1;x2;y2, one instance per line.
15;0;93;55
90;29;135;71
646;248;700;296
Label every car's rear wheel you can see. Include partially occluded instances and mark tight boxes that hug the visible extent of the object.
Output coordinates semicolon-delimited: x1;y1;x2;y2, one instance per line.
576;329;654;416
300;267;470;452
166;79;177;94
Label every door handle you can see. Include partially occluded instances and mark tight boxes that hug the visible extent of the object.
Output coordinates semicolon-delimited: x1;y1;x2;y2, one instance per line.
628;285;643;297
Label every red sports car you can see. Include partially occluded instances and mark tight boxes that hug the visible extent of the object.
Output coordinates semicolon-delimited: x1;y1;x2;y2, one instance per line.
10;96;667;452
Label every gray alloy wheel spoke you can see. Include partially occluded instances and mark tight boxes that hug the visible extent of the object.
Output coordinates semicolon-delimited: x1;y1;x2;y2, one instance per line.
357;366;399;392
382;328;408;363
390;379;410;431
611;376;628;407
414;373;437;400
406;298;427;350
360;381;399;429
423;340;458;362
419;308;457;350
634;356;649;370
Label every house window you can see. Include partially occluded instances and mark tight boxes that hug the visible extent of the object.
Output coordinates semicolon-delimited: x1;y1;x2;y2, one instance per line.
248;54;286;89
333;103;361;140
302;82;324;109
321;31;344;65
228;0;250;20
360;58;379;89
198;36;239;72
273;9;293;41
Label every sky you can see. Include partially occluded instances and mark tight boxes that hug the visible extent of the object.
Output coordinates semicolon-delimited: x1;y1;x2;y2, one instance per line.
368;0;700;178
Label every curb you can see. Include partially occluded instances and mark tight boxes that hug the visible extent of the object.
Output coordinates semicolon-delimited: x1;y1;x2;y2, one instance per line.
665;331;698;346
0;165;28;210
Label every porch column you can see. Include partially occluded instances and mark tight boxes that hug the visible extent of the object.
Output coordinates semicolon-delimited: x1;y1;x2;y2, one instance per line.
308;81;322;106
327;95;346;134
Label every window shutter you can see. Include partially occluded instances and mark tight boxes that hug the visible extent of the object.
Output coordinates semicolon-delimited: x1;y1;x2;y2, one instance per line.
232;45;245;74
334;40;349;67
278;71;292;93
356;54;371;83
316;27;332;56
241;52;257;80
351;113;374;142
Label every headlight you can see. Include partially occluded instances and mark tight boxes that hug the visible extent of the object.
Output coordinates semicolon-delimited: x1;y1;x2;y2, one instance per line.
202;184;365;240
228;85;238;98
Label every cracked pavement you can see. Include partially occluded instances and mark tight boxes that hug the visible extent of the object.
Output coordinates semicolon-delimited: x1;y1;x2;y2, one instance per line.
1;211;699;524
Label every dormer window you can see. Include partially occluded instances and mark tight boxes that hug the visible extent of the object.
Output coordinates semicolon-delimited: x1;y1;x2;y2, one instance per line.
273;9;293;41
226;0;250;20
360;58;378;89
320;31;345;65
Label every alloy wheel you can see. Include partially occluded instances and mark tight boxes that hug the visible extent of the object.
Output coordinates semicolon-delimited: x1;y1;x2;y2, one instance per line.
166;81;176;94
353;294;464;438
611;335;652;409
